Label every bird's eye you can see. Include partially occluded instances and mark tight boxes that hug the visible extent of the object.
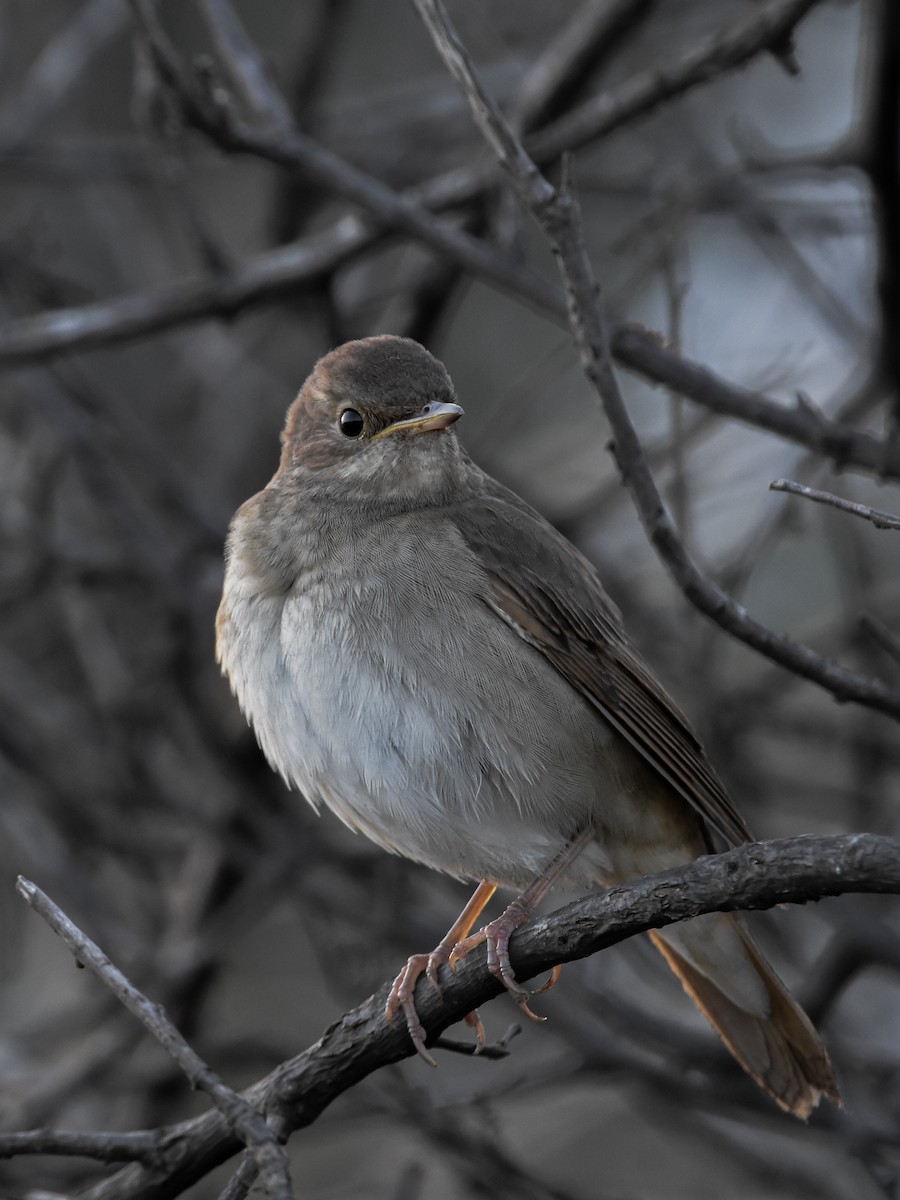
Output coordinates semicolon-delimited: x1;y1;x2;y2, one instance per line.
339;408;365;438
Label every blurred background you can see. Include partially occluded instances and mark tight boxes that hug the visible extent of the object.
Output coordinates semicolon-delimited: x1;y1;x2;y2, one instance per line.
2;0;900;1196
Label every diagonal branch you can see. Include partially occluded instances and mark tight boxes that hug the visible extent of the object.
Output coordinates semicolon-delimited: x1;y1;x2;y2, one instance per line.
412;0;900;722
16;877;294;1200
8;834;896;1200
2;6;868;467
195;0;295;136
127;0;562;319
610;325;900;479
523;0;823;164
770;478;900;530
4;2;894;494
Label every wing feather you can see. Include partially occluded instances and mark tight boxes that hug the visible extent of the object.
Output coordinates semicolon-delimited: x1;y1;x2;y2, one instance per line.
452;481;752;849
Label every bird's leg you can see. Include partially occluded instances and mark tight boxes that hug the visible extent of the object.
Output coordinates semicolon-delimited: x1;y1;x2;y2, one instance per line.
449;827;593;1020
386;879;497;1066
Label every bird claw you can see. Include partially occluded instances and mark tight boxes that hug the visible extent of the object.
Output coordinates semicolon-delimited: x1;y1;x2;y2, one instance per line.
425;953;444;995
387;889;566;1063
516;994;548;1023
450;902;561;1020
463;1007;487;1051
533;963;563;996
386;951;442;1067
386;946;486;1066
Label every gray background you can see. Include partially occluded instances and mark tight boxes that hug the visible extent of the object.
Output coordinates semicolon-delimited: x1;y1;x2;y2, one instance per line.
1;1;898;1197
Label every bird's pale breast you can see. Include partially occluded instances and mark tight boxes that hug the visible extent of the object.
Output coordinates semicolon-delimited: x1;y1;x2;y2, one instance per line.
217;501;679;890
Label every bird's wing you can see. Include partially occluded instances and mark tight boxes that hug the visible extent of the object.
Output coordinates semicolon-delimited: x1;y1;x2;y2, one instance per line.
451;481;752;849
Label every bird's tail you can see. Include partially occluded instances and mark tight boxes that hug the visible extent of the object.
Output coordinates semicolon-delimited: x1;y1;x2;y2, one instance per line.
649;912;839;1118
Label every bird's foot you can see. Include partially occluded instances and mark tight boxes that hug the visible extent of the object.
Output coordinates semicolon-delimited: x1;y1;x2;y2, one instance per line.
385;944;486;1066
386;880;498;1065
385;948;444;1067
449;897;562;1022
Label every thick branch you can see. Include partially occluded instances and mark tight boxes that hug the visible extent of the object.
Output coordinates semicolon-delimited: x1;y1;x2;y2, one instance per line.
32;834;895;1200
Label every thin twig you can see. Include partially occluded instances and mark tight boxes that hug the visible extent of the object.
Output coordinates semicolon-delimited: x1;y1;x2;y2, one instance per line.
0;1;860;504
432;1022;521;1059
217;1150;261;1200
196;0;294;135
610;326;900;479
412;0;900;722
0;0;128;147
770;478;900;530
15;877;295;1200
524;0;824;166
859;613;900;667
508;0;650;134
127;0;563;320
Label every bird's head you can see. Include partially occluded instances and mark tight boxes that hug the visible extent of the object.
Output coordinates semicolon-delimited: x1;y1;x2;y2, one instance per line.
278;337;464;500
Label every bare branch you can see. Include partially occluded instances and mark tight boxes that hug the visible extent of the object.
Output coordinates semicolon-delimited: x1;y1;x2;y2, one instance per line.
16;877;294;1200
417;0;829;202
1;247;897;492
126;0;563;319
30;834;900;1200
507;0;651;134
0;1129;164;1165
0;0;869;508
3;8;897;1197
610;326;900;479
860;613;900;667
524;0;825;165
412;0;900;722
1;1;892;521
770;478;900;530
196;0;294;136
0;0;128;147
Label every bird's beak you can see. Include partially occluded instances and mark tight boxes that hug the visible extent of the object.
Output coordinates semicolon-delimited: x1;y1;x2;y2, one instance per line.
372;401;464;440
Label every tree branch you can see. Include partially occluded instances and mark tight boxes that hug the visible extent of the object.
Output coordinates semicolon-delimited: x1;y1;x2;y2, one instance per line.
2;1;893;498
770;478;900;530
610;324;900;479
524;0;822;160
7;834;895;1200
126;0;563;320
2;2;875;497
16;877;294;1200
0;1129;166;1165
412;0;900;722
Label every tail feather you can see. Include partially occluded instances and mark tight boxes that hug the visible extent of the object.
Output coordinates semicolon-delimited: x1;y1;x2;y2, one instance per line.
649;918;840;1119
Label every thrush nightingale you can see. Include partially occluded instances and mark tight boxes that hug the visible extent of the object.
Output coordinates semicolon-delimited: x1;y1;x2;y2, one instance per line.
217;335;838;1117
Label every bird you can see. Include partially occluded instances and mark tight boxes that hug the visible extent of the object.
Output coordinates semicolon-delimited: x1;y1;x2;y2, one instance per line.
216;334;839;1118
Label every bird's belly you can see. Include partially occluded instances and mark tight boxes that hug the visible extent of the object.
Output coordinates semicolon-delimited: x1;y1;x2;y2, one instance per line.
240;576;665;888
221;562;693;891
